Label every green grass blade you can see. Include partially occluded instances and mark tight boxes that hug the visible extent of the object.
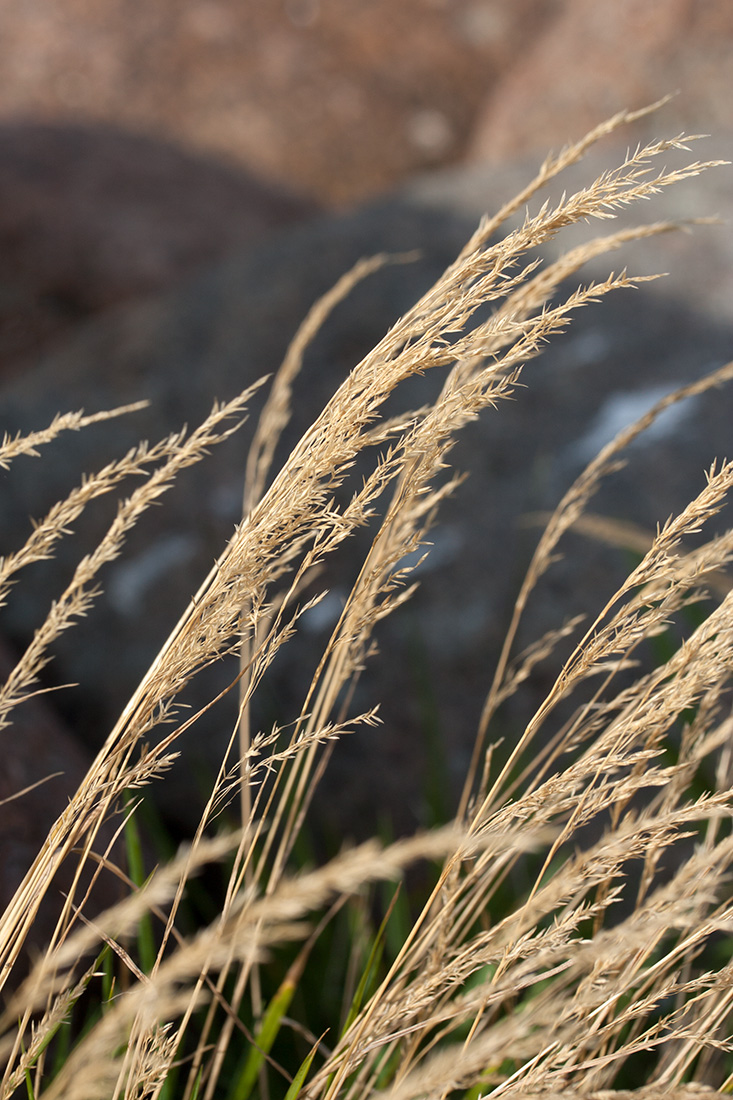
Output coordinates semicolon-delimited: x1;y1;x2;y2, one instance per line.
282;1037;321;1100
122;794;157;974
340;885;399;1038
18;1033;36;1100
232;971;297;1100
187;1066;203;1100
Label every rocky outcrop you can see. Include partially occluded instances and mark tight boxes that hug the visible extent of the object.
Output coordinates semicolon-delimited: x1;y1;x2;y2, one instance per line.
0;141;730;840
0;0;554;204
470;0;733;164
0;121;314;375
1;1;730;207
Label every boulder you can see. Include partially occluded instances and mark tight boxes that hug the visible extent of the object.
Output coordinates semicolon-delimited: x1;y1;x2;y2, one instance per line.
1;0;731;208
470;0;733;165
0;141;731;841
0;0;553;204
0;121;314;376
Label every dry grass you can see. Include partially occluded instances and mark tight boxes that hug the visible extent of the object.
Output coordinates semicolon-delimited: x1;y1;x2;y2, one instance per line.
1;102;733;1099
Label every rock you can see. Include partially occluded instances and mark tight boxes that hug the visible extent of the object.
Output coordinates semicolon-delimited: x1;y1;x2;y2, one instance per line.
470;0;733;165
0;121;315;376
0;142;731;840
0;0;553;205
0;193;479;833
1;0;731;210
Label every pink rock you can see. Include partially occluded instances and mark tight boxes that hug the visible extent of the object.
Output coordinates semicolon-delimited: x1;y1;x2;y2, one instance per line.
469;0;733;164
0;0;551;205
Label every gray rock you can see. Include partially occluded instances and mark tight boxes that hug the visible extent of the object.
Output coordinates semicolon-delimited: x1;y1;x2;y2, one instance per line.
1;151;731;840
0;121;315;375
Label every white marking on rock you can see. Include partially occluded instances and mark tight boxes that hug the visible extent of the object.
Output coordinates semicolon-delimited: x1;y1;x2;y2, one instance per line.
301;590;346;634
108;533;198;616
569;384;698;465
406;109;453;156
400;525;465;576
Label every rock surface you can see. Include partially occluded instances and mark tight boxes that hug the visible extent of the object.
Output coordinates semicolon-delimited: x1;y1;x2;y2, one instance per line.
0;136;731;841
0;0;554;205
0;122;314;376
470;0;733;165
1;1;730;208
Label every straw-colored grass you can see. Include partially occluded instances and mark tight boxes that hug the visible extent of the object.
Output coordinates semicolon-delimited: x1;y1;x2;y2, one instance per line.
1;101;733;1099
